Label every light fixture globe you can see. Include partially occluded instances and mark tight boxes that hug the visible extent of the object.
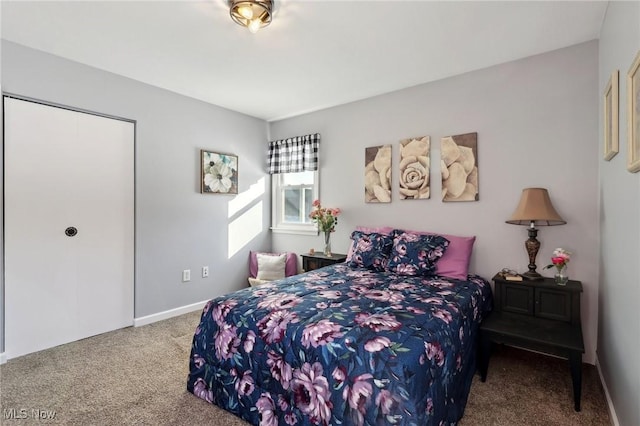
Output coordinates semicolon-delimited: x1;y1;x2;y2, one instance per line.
229;0;273;33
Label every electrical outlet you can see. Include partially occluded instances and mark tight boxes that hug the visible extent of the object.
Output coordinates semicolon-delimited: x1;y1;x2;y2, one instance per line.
202;266;209;278
182;269;191;282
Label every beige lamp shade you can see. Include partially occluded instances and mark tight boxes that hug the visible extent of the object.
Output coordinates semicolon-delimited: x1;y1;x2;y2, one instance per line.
506;188;566;226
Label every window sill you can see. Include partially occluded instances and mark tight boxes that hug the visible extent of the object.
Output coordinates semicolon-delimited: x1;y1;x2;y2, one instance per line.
271;227;318;236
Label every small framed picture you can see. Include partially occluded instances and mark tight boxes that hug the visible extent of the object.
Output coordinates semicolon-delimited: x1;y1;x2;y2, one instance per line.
201;150;238;194
603;70;619;161
628;50;640;173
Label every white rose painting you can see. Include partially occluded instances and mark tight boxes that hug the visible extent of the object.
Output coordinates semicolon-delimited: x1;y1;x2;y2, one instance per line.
365;145;391;203
399;136;430;200
201;150;238;194
441;133;478;202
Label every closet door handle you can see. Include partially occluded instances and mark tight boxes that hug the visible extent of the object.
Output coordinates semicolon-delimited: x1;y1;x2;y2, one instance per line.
65;227;78;237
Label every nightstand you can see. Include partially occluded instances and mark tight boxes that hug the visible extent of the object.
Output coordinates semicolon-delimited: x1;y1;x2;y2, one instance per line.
479;275;585;411
301;253;347;272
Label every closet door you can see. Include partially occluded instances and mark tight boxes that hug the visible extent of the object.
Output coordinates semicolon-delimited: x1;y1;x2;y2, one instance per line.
4;97;134;359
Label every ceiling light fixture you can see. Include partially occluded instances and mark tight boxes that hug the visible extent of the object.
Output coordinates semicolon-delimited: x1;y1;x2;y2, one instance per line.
229;0;273;34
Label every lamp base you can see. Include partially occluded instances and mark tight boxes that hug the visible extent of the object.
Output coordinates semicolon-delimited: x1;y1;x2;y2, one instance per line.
521;270;544;281
522;225;543;281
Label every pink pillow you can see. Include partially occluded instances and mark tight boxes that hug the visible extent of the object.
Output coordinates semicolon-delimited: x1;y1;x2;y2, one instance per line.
347;227;475;280
249;251;297;278
431;233;476;280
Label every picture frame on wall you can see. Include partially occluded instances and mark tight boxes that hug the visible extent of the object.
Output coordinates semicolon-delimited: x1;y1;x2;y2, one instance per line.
441;132;478;202
399;136;430;200
603;70;619;161
364;144;391;203
627;50;640;173
201;150;238;194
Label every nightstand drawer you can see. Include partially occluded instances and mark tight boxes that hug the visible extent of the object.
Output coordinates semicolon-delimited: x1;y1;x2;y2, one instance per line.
301;253;347;272
501;283;534;315
536;288;571;322
304;258;324;271
495;277;580;324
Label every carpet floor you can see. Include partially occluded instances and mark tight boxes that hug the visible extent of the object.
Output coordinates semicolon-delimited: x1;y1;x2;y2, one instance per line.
1;310;610;425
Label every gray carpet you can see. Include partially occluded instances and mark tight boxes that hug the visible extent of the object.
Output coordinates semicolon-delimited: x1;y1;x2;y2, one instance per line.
1;311;610;425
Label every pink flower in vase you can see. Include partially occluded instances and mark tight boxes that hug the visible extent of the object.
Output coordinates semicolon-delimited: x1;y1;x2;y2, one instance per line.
544;248;571;273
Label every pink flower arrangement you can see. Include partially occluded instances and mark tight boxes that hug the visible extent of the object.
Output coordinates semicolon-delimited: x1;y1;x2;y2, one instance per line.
544;248;571;272
309;199;341;232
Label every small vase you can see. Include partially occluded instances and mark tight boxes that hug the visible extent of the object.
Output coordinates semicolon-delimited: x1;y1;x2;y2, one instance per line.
555;265;569;286
323;231;332;257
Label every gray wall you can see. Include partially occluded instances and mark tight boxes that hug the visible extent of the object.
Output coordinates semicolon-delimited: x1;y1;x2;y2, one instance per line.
597;2;640;425
0;38;3;358
271;41;600;364
0;41;271;352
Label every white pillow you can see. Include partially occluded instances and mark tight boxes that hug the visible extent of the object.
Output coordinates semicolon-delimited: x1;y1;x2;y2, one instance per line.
248;277;271;287
256;253;287;281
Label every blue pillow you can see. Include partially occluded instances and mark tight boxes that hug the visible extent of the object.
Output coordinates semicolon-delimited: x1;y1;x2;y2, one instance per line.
346;231;394;271
387;230;450;276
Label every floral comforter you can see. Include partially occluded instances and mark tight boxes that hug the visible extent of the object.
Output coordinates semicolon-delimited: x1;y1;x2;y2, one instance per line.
187;264;492;426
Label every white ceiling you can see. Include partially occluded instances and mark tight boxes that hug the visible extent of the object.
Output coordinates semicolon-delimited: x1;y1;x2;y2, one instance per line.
1;1;607;121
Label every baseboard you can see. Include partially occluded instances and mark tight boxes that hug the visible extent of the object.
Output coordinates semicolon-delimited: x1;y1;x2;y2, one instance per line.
133;299;208;327
596;355;620;426
0;304;207;362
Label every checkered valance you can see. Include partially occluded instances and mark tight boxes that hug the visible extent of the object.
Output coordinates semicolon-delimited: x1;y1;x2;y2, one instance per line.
267;133;320;174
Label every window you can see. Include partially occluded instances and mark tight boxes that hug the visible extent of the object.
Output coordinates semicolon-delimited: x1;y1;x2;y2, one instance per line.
271;170;319;235
268;132;320;234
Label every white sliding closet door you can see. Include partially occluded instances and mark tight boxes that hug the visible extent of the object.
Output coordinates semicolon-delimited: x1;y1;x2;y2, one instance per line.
4;97;134;359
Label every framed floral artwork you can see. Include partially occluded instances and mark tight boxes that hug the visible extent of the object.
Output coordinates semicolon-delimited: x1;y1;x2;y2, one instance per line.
441;132;478;202
627;50;640;173
399;136;430;200
201;150;238;194
364;145;391;203
603;70;619;161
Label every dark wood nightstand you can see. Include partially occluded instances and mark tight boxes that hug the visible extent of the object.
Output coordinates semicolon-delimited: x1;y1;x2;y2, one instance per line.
479;275;585;411
301;253;347;272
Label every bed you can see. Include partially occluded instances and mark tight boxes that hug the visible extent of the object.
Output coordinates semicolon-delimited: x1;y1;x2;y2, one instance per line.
187;228;492;425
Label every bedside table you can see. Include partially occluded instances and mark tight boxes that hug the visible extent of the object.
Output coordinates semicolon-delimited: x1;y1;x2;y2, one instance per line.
301;253;347;272
479;275;585;411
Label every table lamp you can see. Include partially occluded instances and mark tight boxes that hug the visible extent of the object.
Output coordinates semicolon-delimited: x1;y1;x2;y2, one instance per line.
506;188;566;280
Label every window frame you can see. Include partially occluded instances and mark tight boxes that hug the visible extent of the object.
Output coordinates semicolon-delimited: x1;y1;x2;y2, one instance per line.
271;170;319;235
